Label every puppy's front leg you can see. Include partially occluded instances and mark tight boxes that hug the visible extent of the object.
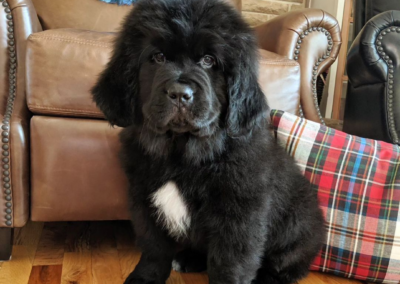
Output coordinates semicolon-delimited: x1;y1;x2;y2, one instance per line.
124;201;175;284
207;220;265;284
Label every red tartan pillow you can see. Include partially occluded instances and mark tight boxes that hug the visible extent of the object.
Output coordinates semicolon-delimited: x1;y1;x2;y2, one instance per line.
271;110;400;284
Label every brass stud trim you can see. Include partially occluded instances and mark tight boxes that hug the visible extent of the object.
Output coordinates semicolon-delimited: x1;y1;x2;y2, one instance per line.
376;26;399;144
293;26;331;124
2;0;15;227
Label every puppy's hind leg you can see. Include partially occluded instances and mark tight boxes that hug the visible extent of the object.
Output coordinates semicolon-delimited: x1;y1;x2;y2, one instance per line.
253;244;318;284
252;260;310;284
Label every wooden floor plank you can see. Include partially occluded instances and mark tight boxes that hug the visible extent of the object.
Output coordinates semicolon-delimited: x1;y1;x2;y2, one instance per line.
0;222;43;284
61;222;93;284
167;271;186;284
180;272;209;284
117;248;141;281
300;272;329;284
27;265;62;284
90;222;124;284
1;221;365;284
33;223;67;266
300;272;362;284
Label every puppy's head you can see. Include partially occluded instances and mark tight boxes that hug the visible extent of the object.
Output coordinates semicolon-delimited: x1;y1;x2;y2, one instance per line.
92;0;267;138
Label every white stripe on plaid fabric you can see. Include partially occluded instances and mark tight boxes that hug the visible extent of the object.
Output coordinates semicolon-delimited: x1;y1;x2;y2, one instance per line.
349;141;378;277
387;208;400;282
323;135;354;272
317;211;400;248
275;116;319;175
287;166;400;188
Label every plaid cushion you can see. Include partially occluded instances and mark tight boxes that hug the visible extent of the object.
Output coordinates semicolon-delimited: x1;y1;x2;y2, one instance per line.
271;110;400;284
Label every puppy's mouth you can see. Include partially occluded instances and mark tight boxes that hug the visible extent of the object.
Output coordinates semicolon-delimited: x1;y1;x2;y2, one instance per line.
151;120;199;134
144;115;208;136
169;119;191;133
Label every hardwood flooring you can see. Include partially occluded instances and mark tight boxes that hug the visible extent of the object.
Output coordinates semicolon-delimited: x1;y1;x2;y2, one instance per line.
0;221;362;284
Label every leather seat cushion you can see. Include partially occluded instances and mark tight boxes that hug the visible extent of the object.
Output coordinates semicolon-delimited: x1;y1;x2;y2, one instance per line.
26;29;300;118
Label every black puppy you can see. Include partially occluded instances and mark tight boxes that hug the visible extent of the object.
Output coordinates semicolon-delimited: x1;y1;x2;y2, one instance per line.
92;0;325;283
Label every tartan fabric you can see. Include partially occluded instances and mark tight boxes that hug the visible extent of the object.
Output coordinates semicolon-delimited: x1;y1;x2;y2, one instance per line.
271;110;400;284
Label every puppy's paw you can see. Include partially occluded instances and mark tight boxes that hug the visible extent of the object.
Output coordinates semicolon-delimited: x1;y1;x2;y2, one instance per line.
123;273;157;284
172;249;207;273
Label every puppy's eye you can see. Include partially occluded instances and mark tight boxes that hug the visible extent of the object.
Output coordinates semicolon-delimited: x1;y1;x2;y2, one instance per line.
200;55;216;68
153;53;166;64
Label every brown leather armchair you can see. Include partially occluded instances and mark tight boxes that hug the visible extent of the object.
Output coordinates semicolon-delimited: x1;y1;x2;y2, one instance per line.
0;0;341;259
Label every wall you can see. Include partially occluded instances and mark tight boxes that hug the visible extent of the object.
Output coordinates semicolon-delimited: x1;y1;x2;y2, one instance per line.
242;0;306;27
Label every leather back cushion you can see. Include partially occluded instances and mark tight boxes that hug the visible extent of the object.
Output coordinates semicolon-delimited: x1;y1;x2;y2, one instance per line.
26;29;300;118
32;0;241;32
365;0;400;23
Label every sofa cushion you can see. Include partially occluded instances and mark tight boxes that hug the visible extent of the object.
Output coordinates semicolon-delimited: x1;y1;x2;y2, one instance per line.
26;29;300;119
271;110;400;284
30;116;129;221
32;0;241;32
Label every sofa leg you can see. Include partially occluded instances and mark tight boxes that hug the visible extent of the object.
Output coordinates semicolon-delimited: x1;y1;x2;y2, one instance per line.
0;228;12;261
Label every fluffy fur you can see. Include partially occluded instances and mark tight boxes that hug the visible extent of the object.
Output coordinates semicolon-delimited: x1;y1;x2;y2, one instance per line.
92;0;325;283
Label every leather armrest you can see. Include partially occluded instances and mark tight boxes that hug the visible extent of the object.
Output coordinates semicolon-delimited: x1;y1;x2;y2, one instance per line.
343;11;400;144
254;9;342;123
0;0;41;228
347;10;399;88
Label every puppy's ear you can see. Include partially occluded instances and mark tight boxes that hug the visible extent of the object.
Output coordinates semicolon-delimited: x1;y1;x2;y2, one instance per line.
92;39;139;128
225;45;269;137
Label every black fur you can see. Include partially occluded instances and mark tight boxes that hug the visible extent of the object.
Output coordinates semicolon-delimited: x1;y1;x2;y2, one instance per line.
92;0;325;283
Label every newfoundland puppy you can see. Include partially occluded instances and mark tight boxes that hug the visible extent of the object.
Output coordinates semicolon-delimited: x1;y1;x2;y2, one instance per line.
92;0;325;283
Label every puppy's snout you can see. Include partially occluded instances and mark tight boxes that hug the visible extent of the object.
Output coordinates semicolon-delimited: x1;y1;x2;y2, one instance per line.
166;83;194;105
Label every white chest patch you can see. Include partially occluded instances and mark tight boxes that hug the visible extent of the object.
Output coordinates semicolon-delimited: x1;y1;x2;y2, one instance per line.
151;181;191;238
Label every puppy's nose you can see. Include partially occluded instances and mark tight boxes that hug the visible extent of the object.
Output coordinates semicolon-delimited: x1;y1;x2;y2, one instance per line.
167;83;193;105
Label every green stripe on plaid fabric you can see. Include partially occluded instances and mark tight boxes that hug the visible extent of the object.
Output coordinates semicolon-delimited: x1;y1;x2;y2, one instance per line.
270;110;400;284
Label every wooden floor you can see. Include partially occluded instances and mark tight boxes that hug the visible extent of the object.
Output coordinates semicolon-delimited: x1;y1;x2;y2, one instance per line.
0;221;362;284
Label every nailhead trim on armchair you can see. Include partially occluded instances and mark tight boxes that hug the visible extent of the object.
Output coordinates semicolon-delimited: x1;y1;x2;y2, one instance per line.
294;27;333;125
0;0;16;227
376;26;400;144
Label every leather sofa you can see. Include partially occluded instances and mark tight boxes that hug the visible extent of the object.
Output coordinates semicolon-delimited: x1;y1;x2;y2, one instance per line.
343;9;400;144
0;0;341;260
